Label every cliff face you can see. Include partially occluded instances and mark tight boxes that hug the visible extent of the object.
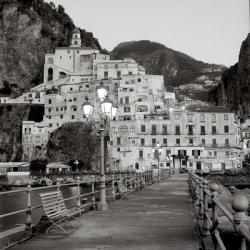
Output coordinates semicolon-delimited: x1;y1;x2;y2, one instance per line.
209;34;250;118
0;0;101;97
0;104;44;161
112;40;224;101
0;0;102;161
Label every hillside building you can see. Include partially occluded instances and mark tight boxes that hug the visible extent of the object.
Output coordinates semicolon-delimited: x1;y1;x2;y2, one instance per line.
12;28;243;170
241;118;250;157
110;94;242;171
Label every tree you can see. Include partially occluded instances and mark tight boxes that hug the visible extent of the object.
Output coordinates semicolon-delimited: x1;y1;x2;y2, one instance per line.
30;159;47;173
46;122;99;171
57;4;64;14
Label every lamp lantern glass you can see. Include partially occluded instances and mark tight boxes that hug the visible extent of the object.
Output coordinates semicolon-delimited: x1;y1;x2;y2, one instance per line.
110;105;117;119
101;98;113;117
97;84;107;101
82;101;94;117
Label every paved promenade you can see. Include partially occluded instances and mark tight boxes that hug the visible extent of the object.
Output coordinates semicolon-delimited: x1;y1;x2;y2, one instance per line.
14;174;199;250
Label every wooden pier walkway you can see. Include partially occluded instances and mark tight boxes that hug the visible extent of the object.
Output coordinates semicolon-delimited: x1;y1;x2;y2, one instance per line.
13;174;200;250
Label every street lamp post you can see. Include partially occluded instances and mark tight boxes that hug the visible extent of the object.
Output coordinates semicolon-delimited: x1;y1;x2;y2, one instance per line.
152;142;163;183
82;83;117;211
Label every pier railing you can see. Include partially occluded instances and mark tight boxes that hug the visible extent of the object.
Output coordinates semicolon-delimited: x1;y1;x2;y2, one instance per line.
189;172;250;250
0;169;174;234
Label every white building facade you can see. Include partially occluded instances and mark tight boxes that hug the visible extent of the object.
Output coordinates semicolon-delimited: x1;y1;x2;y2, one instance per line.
13;28;243;169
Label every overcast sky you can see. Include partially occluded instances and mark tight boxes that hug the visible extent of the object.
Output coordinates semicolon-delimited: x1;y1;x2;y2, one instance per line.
48;0;249;66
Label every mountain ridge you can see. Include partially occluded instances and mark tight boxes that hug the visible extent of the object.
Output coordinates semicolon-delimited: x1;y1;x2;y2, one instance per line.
111;40;225;101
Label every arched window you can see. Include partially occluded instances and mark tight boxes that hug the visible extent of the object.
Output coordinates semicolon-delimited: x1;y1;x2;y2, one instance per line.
48;68;53;81
137;105;148;112
70;105;77;112
59;72;67;79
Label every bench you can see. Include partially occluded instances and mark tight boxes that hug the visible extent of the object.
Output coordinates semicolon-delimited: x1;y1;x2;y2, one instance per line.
39;191;84;233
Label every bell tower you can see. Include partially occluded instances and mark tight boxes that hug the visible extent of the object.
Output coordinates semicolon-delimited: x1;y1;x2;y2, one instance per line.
71;27;81;47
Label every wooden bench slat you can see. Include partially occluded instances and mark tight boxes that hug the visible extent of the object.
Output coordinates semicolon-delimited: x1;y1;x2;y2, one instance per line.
41;194;64;202
43;201;67;209
44;205;67;214
44;207;68;216
47;209;68;218
43;200;65;208
40;191;61;197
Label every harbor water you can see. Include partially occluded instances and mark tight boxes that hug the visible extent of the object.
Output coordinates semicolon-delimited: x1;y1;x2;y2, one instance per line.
0;185;92;233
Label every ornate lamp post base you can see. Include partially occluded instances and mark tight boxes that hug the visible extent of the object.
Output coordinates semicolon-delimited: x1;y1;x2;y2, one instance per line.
97;201;108;211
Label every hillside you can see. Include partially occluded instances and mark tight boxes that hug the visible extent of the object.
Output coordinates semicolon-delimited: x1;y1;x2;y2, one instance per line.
112;40;225;101
0;0;101;98
0;0;102;161
209;34;250;119
0;104;44;161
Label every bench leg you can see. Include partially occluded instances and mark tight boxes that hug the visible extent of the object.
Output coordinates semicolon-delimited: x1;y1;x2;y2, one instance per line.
70;215;83;226
46;218;68;234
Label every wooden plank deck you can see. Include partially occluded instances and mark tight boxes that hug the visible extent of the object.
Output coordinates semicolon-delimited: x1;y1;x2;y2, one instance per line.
13;174;200;250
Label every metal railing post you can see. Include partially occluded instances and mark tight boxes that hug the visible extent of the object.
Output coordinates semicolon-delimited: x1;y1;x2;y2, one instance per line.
112;174;115;200
129;172;133;192
76;176;81;210
56;178;61;192
210;183;219;229
91;175;96;209
202;180;211;236
136;172;139;190
232;194;249;250
25;180;32;231
199;179;204;217
195;177;199;207
124;173;128;190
